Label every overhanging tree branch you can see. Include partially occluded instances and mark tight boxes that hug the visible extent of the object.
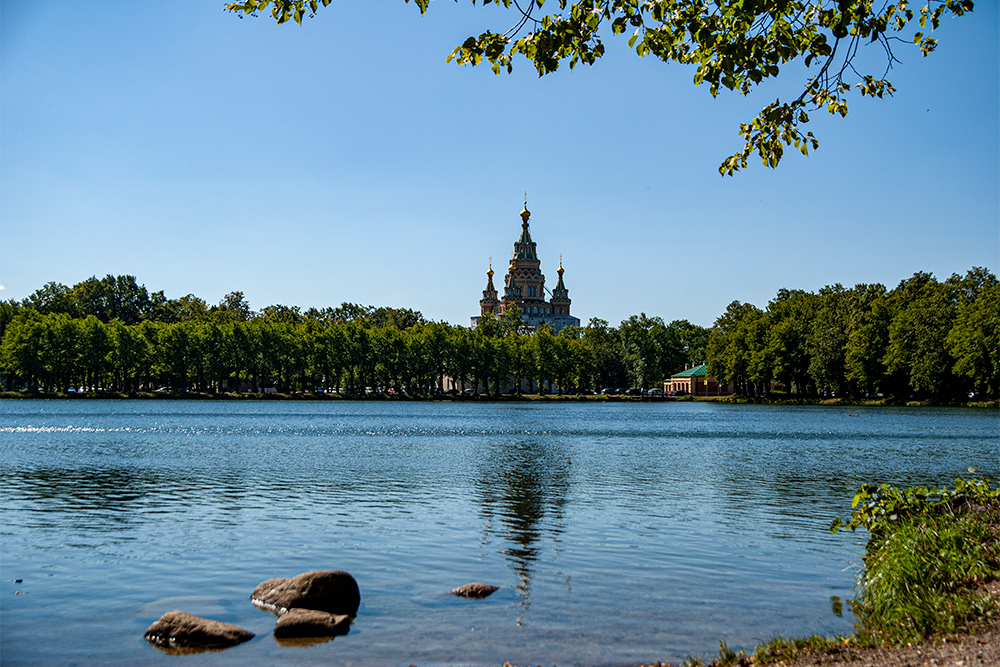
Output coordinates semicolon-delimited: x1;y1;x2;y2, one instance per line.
224;0;975;174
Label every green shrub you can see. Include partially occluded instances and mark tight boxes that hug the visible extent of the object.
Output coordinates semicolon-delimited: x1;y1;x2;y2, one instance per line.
832;472;1000;646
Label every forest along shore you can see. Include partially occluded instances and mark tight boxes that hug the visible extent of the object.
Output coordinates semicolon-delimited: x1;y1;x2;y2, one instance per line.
648;585;999;667
2;268;996;404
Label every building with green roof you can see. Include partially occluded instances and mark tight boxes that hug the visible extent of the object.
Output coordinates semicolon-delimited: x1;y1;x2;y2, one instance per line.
665;364;729;396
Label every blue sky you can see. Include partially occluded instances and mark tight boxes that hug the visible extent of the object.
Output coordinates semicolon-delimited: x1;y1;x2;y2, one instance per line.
2;1;997;327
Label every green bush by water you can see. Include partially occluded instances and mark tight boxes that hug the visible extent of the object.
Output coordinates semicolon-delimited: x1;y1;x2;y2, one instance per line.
688;474;1000;666
832;472;1000;646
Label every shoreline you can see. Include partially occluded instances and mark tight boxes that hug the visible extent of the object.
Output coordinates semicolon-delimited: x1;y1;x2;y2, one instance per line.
640;580;1000;667
0;390;994;409
643;481;1000;667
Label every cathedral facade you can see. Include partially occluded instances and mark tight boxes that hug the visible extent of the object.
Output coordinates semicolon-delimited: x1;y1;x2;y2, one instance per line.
471;200;580;332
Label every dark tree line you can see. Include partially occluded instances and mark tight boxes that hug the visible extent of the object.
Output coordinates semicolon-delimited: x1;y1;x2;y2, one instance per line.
706;268;998;400
0;275;707;395
1;269;995;400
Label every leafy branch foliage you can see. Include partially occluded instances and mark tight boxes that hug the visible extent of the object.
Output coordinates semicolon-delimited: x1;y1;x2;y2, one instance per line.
830;471;999;535
223;0;974;173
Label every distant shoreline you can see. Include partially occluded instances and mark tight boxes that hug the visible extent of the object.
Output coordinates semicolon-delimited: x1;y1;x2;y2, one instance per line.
0;391;993;409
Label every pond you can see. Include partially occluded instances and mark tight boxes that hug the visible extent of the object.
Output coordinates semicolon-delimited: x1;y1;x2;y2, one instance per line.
1;399;995;666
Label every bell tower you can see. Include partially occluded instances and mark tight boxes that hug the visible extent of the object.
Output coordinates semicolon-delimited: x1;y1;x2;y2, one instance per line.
472;196;580;331
480;258;499;315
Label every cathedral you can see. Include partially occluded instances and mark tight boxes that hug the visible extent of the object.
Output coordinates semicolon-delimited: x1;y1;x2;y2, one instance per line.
472;199;580;332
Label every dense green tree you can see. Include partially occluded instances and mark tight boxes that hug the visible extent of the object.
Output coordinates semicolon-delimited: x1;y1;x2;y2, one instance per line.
328;302;374;324
532;324;558;394
194;322;229;392
368;306;426;330
844;283;891;396
150;294;211;323
108;319;148;393
707;300;768;395
619;313;681;389
884;273;955;397
446;326;475;392
583;318;625;390
226;0;973;173
466;314;511;396
670;319;710;368
545;329;574;392
240;319;269;392
507;331;535;393
23;282;78;317
807;284;849;394
37;314;80;391
70;275;151;324
157;321;200;391
0;301;22;360
348;322;376;393
77;315;111;390
559;325;593;392
372;326;407;393
765;289;820;394
1;311;46;390
946;266;998;303
947;282;999;397
216;291;254;322
260;304;304;324
136;320;164;390
403;327;431;393
418;322;453;392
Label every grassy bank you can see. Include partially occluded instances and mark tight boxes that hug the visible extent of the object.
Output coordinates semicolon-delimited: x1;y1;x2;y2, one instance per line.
667;475;1000;666
694;394;998;409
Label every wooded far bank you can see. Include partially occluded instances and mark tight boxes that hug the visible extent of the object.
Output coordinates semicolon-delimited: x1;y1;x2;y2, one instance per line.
1;268;995;402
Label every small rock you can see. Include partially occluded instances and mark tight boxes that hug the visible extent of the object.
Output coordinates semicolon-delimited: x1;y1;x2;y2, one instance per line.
144;610;254;649
252;570;360;616
273;608;351;638
451;582;499;599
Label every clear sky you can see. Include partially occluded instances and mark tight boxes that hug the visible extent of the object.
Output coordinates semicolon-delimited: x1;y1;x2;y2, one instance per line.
2;1;997;328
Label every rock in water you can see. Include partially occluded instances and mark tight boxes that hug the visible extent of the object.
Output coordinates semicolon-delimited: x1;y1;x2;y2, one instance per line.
451;582;499;599
273;608;351;638
144;610;254;649
251;570;360;616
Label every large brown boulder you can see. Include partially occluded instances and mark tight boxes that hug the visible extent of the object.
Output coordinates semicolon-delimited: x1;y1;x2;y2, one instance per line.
251;570;360;616
273;608;351;638
144;610;254;649
451;582;499;599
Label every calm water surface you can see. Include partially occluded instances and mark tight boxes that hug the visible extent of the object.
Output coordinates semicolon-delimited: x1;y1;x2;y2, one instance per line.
1;400;996;666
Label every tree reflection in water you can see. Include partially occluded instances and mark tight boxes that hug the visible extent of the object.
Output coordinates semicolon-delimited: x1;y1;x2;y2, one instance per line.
475;437;570;622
